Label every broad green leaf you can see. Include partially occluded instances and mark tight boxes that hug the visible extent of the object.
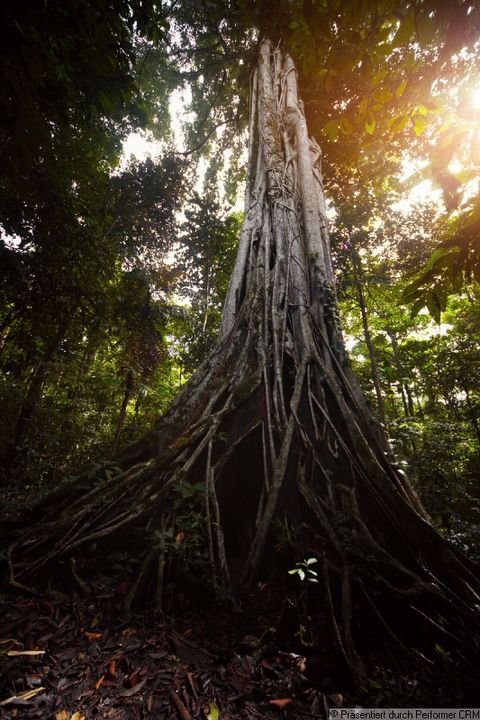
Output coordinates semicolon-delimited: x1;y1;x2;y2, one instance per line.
365;112;376;135
324;69;337;94
410;297;427;317
424;247;452;271
340;118;353;135
395;79;408;98
416;104;429;116
374;88;393;104
359;97;368;115
305;557;318;565
204;702;220;720
372;70;387;87
425;291;442;323
388;114;409;134
412;114;427;136
393;15;415;47
323;120;339;140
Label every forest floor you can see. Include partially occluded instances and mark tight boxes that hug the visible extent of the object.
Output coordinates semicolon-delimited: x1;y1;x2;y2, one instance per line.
0;583;351;720
1;484;478;717
1;573;464;720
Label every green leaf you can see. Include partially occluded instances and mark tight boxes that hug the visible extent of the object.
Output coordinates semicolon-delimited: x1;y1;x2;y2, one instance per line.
388;114;409;134
372;69;387;87
298;568;306;581
425;291;442;323
374;88;393;104
424;246;458;272
305;557;318;565
412;114;428;136
416;104;429;116
410;297;427;317
359;97;368;115
324;69;337;94
340;118;353;135
205;702;220;720
395;79;408;98
393;15;415;47
324;119;339;140
365;112;376;135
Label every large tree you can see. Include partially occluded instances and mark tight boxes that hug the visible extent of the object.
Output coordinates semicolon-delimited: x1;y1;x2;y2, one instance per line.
3;2;480;694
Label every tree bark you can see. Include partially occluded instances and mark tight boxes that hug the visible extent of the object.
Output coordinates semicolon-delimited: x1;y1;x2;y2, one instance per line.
2;39;480;688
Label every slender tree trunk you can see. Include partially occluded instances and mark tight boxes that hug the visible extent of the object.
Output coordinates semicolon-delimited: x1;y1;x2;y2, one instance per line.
112;369;134;456
2;40;480;689
6;320;69;465
463;385;480;449
387;329;415;418
350;244;386;424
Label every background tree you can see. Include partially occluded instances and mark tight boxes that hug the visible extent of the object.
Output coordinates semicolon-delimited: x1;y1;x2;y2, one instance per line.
0;151;188;482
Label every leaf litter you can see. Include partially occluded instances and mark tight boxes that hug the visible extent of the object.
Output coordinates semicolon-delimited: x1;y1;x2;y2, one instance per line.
0;588;346;719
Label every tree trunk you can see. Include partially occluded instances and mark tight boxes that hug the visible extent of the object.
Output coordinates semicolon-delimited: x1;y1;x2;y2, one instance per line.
4;319;69;468
350;243;386;424
2;39;480;688
112;368;134;456
387;329;415;418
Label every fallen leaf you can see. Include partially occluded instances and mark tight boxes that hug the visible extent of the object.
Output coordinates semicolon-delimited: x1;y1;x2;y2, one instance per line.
204;701;220;720
54;712;69;720
95;675;105;689
149;650;168;659
56;712;85;720
84;631;102;641
269;698;292;710
175;530;185;544
121;627;137;637
119;678;147;697
295;656;307;673
7;649;46;657
0;686;46;706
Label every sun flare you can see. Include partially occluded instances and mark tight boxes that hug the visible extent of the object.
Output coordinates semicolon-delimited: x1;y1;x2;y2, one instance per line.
470;85;480;110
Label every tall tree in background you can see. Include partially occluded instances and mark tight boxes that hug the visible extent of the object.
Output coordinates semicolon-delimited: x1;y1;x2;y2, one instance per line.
0;0;187;475
5;23;480;692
